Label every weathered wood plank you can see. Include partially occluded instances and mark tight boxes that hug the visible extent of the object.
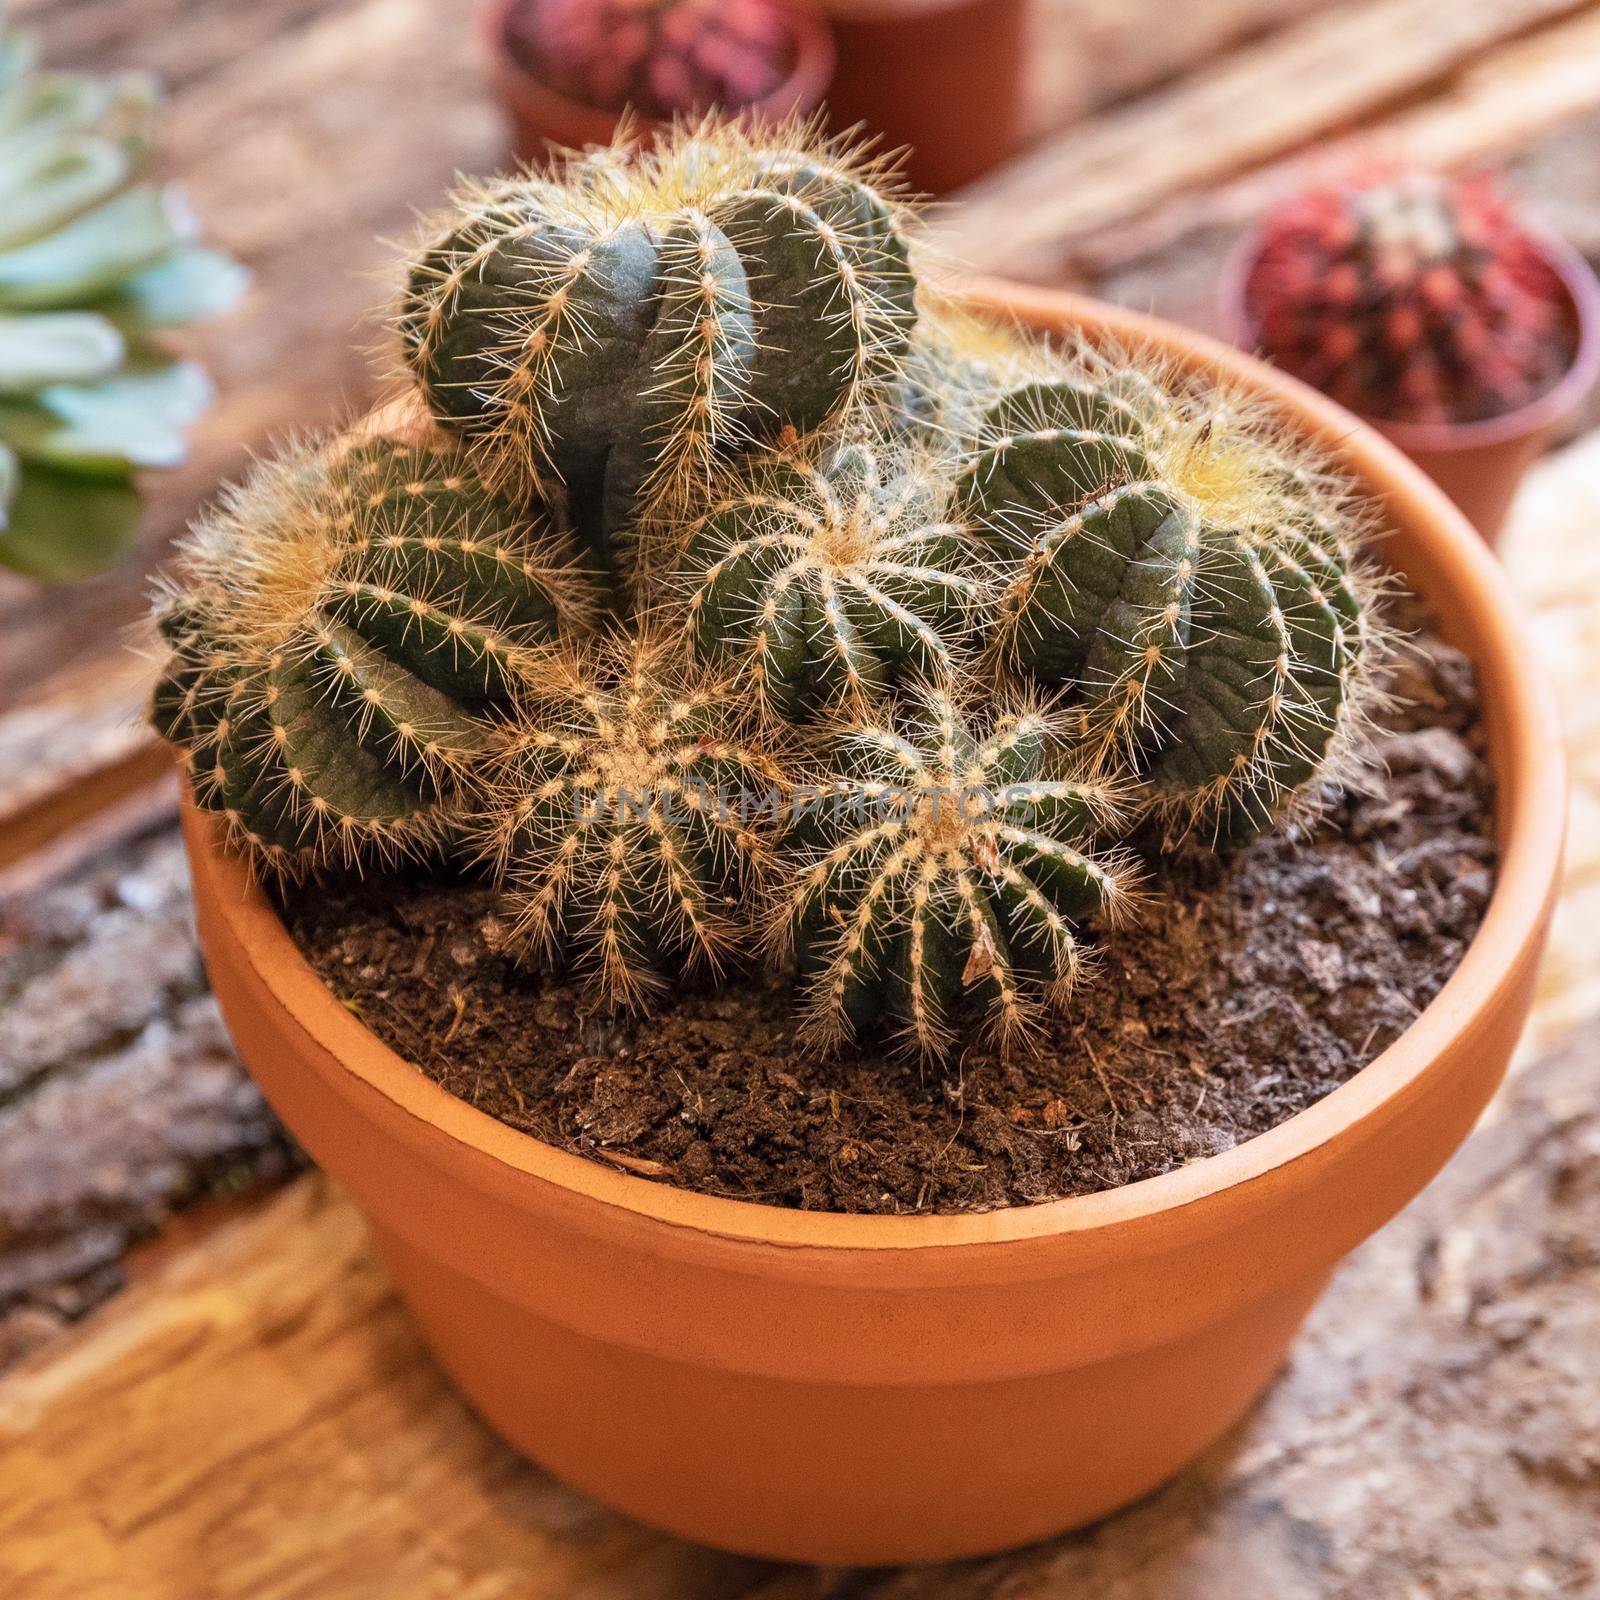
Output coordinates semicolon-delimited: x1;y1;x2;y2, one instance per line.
1024;0;1339;141
0;783;300;1375
0;1181;771;1600
936;0;1596;282
0;647;163;871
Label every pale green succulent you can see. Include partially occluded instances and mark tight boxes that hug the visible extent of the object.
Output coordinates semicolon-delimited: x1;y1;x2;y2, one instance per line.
0;10;247;580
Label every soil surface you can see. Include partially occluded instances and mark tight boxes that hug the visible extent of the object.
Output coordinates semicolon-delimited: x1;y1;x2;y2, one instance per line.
280;625;1495;1214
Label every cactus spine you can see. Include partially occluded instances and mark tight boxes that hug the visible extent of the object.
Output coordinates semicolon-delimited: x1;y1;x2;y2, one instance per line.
784;688;1132;1059
397;124;918;571
1244;168;1572;426
481;634;790;1008
957;347;1380;841
675;434;982;718
152;429;588;876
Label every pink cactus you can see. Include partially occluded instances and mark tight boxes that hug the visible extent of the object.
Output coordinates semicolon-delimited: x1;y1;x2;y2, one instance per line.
1245;169;1573;426
506;0;798;121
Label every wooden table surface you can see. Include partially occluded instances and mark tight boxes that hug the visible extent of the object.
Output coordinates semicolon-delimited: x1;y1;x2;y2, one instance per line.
4;2;1600;1595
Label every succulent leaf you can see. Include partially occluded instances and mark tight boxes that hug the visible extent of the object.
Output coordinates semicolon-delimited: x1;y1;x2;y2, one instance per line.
91;245;248;332
0;19;244;579
0;184;194;309
0;310;125;390
0;132;135;249
0;354;210;473
0;458;141;579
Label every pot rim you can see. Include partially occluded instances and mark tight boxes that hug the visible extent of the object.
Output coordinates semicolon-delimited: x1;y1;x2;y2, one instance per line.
1221;221;1600;452
190;283;1566;1252
477;0;837;150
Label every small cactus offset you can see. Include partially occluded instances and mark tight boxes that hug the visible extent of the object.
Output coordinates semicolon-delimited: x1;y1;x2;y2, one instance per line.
396;123;918;569
674;433;982;719
886;297;1028;450
151;427;589;876
956;345;1382;842
505;0;798;121
481;634;790;1008
783;687;1133;1059
1244;168;1572;426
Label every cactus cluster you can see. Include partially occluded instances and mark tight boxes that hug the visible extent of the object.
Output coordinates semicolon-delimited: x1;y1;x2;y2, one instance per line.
1243;168;1572;427
504;0;799;122
151;122;1391;1062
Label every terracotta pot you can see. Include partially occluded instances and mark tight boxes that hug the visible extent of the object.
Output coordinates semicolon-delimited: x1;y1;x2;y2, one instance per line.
478;0;836;165
1222;227;1600;546
819;0;1025;193
180;283;1565;1566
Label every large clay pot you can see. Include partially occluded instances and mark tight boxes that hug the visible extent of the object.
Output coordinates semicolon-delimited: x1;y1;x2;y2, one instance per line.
1222;228;1600;546
819;0;1026;193
181;283;1566;1566
478;0;836;165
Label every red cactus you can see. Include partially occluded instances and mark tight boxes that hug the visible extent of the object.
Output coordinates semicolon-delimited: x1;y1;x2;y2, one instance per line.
506;0;798;121
1244;169;1574;427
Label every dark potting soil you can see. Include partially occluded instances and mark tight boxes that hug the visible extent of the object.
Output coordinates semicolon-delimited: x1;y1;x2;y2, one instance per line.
278;625;1496;1214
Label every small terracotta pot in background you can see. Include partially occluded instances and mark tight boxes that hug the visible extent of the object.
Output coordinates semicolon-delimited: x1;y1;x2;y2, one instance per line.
1222;228;1600;545
181;286;1565;1566
819;0;1026;194
478;0;836;164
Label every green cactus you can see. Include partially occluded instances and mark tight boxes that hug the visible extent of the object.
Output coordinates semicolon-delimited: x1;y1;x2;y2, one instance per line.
955;345;1380;841
674;433;982;719
783;687;1133;1060
150;427;589;877
396;123;918;574
480;634;790;1009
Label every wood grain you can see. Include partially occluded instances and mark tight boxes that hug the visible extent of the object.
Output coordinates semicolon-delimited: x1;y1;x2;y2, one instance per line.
935;0;1599;281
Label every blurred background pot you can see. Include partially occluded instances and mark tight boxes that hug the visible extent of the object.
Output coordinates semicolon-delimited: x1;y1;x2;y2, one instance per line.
479;0;835;163
1223;221;1600;547
819;0;1026;193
